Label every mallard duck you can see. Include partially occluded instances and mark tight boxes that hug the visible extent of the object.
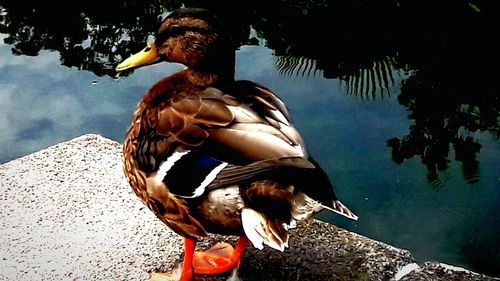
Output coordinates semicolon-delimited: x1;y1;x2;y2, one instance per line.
116;7;358;281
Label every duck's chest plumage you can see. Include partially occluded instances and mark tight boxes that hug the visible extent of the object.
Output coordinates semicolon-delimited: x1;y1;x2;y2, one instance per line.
122;74;307;238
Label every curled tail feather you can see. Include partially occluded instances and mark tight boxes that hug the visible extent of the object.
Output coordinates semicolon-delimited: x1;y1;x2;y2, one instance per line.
324;200;359;221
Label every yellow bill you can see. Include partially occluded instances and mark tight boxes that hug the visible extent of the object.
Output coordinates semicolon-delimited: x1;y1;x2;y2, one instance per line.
115;42;160;72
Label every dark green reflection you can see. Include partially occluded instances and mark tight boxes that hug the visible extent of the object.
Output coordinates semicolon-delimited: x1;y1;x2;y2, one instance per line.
0;0;180;76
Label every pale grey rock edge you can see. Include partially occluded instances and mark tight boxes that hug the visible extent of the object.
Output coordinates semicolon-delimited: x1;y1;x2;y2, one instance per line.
0;134;498;281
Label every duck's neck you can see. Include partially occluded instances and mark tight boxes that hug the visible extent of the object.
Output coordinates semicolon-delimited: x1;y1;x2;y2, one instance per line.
186;50;235;87
185;69;234;87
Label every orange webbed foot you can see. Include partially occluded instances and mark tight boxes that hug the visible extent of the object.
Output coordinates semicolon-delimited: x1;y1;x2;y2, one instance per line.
193;242;236;275
194;236;247;275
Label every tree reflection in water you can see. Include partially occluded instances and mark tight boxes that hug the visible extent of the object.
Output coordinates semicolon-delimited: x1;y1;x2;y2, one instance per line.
1;0;498;275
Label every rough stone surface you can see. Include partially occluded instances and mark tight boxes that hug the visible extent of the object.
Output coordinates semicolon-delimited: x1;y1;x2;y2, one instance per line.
398;262;498;281
0;134;498;281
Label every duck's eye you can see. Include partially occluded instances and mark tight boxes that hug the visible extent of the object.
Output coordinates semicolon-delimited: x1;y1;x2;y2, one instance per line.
156;24;208;44
170;25;181;30
169;25;185;36
166;25;208;38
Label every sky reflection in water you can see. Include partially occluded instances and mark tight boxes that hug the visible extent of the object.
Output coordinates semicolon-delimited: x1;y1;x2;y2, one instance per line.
1;36;499;276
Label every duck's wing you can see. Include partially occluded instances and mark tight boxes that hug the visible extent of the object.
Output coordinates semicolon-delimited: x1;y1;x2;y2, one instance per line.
133;83;307;195
145;82;302;152
156;85;307;163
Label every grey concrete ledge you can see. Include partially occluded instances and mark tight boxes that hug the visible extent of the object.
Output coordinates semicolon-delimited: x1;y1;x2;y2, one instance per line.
0;134;498;281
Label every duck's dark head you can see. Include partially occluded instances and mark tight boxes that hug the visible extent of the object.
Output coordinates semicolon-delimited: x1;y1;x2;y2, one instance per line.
116;7;234;78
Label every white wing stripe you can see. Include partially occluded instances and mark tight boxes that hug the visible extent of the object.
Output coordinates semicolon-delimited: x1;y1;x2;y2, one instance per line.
154;150;190;185
191;162;228;197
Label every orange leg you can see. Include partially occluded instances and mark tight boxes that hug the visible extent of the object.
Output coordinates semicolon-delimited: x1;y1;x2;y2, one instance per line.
232;235;248;268
179;238;196;281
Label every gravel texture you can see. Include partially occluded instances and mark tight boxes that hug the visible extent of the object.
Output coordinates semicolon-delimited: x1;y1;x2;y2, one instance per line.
1;134;498;281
